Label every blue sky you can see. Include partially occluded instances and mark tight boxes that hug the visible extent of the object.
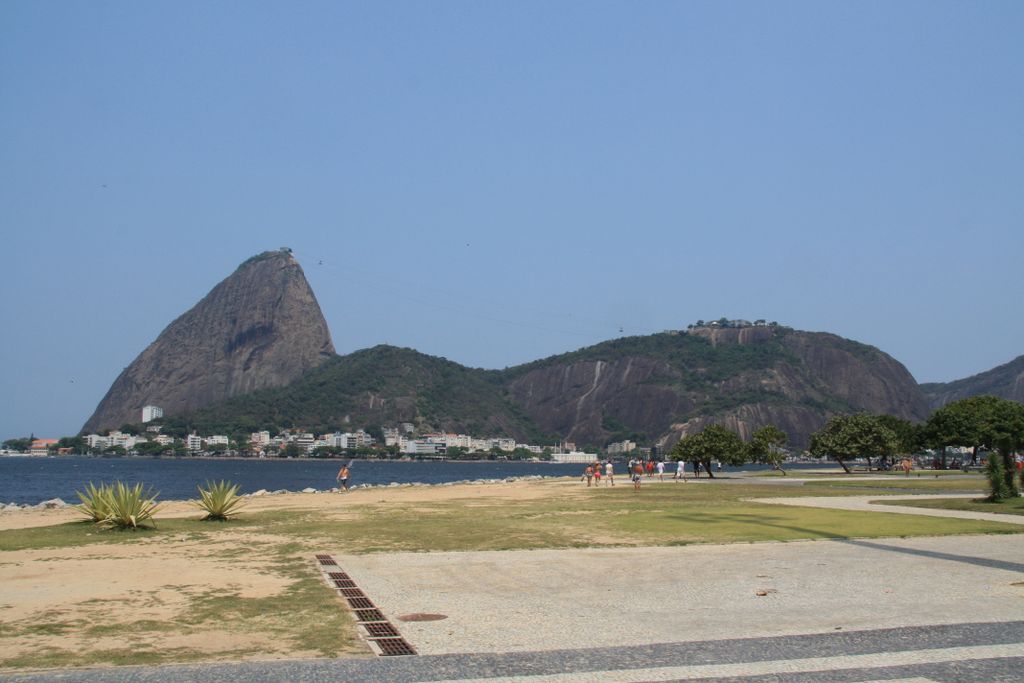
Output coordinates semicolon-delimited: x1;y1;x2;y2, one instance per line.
2;1;1022;439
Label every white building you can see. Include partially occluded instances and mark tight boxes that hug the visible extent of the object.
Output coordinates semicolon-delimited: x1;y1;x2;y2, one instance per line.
606;440;636;455
325;430;374;450
250;431;271;446
490;438;516;452
293;433;315;453
404;440;446;456
141;405;163;423
551;450;597;464
206;435;229;446
186;434;203;452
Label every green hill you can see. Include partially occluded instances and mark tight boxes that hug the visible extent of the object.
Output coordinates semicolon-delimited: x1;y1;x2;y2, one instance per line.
161;345;551;441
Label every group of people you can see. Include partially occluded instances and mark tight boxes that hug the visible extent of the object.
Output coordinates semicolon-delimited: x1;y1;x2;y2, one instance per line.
581;461;615;487
582;458;699;491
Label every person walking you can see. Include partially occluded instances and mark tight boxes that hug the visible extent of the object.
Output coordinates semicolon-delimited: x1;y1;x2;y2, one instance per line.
593;462;602;486
675;459;687;482
632;461;643;491
901;458;913;476
336;465;350;492
583;464;594;487
656;460;665;481
605;460;614;486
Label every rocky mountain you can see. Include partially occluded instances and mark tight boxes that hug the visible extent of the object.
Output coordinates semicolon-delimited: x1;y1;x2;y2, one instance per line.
81;250;335;433
501;325;930;450
175;324;929;450
920;355;1024;408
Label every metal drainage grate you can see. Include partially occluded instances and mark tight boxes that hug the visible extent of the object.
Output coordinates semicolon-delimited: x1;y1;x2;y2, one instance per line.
373;637;417;656
354;608;386;622
315;552;417;657
363;622;401;638
347;597;375;610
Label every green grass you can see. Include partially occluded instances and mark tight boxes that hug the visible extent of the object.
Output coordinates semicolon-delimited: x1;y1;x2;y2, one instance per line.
253;483;1021;552
876;496;1024;516
802;477;988;493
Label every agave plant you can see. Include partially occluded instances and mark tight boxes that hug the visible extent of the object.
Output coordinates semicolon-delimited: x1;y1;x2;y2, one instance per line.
98;481;161;530
194;480;247;521
74;482;113;522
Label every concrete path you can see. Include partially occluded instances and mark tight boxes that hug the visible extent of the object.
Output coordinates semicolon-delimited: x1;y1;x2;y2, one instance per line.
10;621;1024;682
751;493;1024;525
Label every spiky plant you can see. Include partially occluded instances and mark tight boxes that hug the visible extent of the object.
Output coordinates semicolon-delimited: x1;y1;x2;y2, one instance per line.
99;481;161;530
74;482;112;522
194;480;247;521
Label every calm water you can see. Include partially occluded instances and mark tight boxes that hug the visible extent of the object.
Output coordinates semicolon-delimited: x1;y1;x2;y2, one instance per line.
0;457;591;505
0;457;826;505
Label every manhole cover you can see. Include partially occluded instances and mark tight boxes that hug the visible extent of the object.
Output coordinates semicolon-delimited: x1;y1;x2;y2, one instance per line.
397;613;448;622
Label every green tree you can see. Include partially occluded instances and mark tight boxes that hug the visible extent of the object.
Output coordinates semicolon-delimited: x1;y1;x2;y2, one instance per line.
2;437;32;452
282;443;303;458
207;442;229;456
57;436;86;454
748;425;789;475
808;414;897;474
670;424;747;479
135;441;171;456
364;424;385;445
986;451;1012;502
924;396;1024;496
874;415;920;458
311;445;339;458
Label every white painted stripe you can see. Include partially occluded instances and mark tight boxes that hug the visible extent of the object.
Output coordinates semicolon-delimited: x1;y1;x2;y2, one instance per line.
433;643;1024;683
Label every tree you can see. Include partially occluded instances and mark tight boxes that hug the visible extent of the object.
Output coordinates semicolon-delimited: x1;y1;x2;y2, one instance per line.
670;424;747;478
874;415;921;458
808;414;897;474
135;441;171;456
206;442;229;456
2;437;32;453
364;424;385;445
748;425;788;475
282;443;303;458
924;396;1024;497
58;436;87;454
446;446;468;459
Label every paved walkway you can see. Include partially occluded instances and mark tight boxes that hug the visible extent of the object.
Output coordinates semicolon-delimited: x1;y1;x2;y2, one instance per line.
10;621;1024;681
750;493;1024;525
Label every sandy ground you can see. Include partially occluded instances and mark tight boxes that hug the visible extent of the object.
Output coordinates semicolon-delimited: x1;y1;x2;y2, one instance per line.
0;481;573;667
0;480;565;531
